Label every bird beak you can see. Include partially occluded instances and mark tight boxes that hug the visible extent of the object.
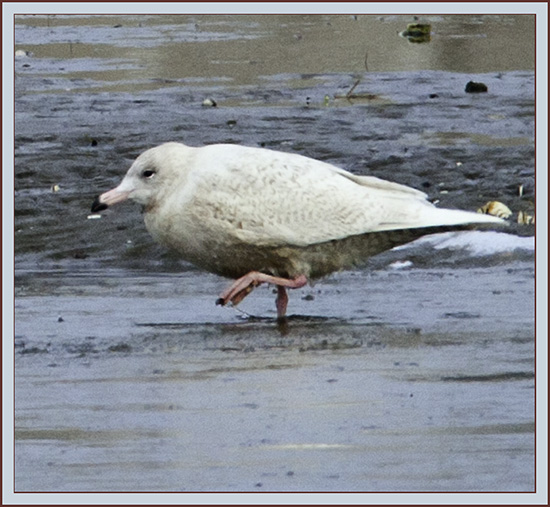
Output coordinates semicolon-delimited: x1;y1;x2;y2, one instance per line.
91;186;131;212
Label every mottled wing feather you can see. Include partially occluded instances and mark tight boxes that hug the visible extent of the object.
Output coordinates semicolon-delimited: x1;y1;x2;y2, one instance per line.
191;146;444;247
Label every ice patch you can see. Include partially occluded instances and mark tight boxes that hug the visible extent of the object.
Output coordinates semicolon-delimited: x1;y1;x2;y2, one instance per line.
388;260;413;270
402;231;535;256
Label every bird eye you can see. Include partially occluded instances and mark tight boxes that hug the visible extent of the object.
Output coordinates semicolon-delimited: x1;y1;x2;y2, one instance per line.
142;170;156;179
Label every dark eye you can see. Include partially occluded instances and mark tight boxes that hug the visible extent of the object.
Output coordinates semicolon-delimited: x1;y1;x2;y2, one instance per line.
142;170;156;179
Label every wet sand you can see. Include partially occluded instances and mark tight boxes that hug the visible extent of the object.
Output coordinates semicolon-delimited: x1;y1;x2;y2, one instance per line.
11;14;536;494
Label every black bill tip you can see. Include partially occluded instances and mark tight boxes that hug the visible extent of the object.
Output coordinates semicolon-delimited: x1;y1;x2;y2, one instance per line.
91;195;108;213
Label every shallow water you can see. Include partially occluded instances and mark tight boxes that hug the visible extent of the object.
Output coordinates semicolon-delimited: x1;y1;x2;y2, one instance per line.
12;14;535;493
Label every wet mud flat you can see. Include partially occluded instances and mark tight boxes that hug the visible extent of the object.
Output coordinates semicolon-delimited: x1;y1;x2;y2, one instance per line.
12;15;536;493
15;261;535;492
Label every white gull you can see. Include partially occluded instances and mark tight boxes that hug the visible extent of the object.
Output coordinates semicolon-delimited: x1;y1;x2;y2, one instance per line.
92;142;505;319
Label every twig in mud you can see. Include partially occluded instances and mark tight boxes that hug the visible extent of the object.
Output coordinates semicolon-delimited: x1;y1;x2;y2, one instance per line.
346;79;361;100
337;51;377;102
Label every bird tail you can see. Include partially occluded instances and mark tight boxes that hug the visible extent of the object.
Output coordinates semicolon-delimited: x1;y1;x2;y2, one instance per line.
424;207;507;228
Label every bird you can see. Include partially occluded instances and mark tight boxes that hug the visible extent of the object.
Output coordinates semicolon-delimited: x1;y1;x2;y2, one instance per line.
91;142;505;320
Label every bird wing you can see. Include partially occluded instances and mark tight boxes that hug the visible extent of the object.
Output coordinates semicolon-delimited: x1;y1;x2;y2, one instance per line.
188;145;503;248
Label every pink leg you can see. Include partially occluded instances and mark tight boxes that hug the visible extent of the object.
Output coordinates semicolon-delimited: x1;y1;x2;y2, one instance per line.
276;286;289;319
216;272;307;317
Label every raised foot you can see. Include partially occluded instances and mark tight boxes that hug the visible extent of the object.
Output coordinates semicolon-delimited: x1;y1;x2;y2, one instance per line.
216;272;308;318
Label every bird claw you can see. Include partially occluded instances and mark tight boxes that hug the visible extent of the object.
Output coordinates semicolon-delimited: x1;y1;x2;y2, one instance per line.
216;283;257;307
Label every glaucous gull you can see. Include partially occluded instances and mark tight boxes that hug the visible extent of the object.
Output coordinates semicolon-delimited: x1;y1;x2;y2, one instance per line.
91;142;505;319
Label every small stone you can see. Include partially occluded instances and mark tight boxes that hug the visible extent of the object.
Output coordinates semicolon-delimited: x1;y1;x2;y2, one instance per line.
465;81;488;93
